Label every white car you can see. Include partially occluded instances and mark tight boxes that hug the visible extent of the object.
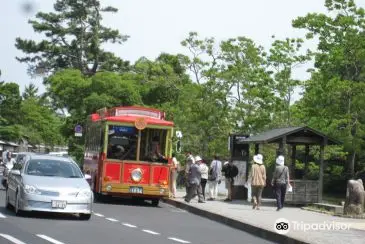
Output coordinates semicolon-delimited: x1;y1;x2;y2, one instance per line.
48;151;69;157
5;155;93;220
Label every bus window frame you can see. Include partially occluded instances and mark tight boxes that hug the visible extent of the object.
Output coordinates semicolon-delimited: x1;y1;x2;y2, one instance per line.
104;122;173;163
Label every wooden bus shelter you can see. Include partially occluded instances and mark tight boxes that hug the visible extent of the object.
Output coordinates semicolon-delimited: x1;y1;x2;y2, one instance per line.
239;126;341;203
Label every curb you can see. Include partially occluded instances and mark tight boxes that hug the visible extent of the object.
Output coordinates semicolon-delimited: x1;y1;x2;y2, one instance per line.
163;198;310;244
302;207;365;219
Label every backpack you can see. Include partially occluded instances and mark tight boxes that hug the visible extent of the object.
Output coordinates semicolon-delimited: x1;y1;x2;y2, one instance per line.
229;165;239;178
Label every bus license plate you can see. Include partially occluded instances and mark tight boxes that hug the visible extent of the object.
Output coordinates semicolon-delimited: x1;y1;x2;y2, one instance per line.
52;200;67;209
129;186;143;194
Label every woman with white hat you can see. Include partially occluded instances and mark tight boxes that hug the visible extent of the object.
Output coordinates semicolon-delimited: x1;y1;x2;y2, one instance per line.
196;156;208;200
271;155;290;211
247;154;266;210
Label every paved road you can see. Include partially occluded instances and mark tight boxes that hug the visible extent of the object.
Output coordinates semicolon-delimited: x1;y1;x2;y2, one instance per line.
0;189;275;244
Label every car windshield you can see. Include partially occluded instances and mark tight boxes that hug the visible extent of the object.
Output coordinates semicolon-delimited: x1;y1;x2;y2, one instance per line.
25;159;83;178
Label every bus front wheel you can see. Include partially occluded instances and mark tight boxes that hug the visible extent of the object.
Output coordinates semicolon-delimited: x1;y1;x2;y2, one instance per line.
151;199;159;207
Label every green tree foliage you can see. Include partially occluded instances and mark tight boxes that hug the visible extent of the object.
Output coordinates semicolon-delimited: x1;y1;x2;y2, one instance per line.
219;37;276;134
0;80;64;146
22;83;39;100
133;54;190;106
46;69;142;162
47;69;142;116
15;0;129;76
0;82;22;126
181;32;218;85
20;97;64;146
179;33;232;156
292;0;365;176
268;38;312;126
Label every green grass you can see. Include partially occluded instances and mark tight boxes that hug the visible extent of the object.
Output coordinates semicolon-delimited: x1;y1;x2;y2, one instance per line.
322;194;345;205
304;205;334;215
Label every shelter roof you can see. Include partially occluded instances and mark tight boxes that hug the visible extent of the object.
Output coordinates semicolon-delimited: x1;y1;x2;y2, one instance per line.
238;126;340;145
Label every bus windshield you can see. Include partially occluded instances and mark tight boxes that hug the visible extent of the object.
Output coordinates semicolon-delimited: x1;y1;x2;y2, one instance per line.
106;125;168;163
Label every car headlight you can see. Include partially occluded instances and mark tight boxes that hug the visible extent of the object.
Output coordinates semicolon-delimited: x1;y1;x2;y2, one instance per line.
77;189;92;198
131;168;142;182
24;185;41;195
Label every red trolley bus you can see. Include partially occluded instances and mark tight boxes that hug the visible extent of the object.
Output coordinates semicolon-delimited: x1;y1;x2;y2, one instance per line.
83;106;174;206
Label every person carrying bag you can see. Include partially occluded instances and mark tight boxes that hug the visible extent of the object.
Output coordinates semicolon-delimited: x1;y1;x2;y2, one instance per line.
271;155;291;211
247;154;266;210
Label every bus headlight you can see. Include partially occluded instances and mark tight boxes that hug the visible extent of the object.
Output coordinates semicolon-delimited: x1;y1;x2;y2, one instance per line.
131;168;142;183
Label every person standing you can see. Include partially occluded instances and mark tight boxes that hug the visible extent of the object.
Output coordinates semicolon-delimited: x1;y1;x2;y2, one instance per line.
185;159;205;203
197;156;208;200
222;159;239;201
271;155;290;211
2;149;9;165
184;152;195;196
208;155;222;200
170;153;180;198
248;154;266;210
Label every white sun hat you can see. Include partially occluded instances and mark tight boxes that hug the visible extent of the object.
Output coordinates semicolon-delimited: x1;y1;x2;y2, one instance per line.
276;155;285;166
253;154;263;164
195;156;202;162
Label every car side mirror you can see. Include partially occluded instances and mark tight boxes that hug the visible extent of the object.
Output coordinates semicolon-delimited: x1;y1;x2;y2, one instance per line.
84;174;91;180
11;170;21;176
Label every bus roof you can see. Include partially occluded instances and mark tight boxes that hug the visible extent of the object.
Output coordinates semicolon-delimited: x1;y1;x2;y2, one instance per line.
89;106;174;127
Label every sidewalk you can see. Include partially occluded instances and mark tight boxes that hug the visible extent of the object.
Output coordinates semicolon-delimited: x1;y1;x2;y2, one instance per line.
163;189;365;244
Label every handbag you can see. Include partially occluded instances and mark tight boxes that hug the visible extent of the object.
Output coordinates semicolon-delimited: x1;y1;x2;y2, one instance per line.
208;167;216;181
208;165;217;181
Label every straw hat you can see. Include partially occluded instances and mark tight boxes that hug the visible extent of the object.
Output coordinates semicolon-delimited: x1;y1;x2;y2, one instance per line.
276;155;285;166
253;154;263;164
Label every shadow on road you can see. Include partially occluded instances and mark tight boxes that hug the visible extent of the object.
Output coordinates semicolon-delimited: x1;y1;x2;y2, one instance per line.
0;206;87;221
95;196;162;208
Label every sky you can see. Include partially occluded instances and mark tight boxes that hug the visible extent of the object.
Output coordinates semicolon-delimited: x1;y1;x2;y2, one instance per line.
0;0;363;98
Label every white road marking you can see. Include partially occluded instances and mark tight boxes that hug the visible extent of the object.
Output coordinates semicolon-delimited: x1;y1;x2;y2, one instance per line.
122;223;137;228
0;234;27;244
142;229;160;235
105;218;119;222
168;237;191;243
0;212;6;218
93;213;104;217
36;235;65;244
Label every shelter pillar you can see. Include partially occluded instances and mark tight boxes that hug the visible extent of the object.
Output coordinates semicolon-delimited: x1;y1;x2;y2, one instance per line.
255;144;260;154
318;138;327;203
304;145;310;178
291;145;296;179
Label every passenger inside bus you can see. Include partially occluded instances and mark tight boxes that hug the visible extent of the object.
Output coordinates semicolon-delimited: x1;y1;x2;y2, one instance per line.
106;125;168;163
107;125;138;161
149;136;167;163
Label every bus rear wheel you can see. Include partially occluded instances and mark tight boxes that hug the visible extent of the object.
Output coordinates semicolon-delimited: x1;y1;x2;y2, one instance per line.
151;199;159;207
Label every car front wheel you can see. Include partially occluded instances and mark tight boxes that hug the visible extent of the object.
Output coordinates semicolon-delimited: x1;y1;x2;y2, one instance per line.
5;189;11;210
14;191;23;216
